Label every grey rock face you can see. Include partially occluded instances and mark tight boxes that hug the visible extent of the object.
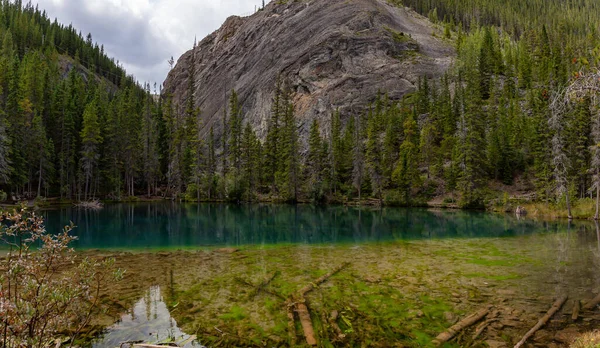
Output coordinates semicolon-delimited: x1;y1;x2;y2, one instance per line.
162;0;454;143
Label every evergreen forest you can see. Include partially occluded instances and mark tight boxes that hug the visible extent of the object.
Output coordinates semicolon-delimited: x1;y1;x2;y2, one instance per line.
1;0;600;212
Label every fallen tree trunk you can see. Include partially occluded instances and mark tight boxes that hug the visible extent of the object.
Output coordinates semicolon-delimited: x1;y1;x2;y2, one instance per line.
583;293;600;310
329;310;346;340
472;318;496;341
298;262;350;296
291;263;350;346
513;295;568;348
432;306;491;346
287;303;297;346
251;271;279;298
235;274;285;300
296;302;317;346
572;300;581;320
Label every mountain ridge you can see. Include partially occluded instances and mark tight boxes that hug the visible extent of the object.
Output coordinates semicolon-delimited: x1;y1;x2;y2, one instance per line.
163;0;454;142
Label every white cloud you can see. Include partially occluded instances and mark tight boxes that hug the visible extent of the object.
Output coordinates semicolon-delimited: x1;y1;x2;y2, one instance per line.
33;0;262;84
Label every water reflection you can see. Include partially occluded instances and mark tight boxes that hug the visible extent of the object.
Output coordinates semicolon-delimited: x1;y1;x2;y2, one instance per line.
93;286;201;348
39;203;595;249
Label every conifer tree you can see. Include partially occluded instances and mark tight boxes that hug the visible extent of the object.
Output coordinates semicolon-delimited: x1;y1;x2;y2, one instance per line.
80;100;102;200
0;113;11;184
228;89;243;191
206;126;217;199
306;119;324;201
394;113;421;203
140;85;160;197
352;113;366;202
366;116;384;204
264;79;282;192
281;100;300;202
241;123;260;201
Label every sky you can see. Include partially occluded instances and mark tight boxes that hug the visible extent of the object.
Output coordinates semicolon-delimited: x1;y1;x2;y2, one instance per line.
33;0;262;85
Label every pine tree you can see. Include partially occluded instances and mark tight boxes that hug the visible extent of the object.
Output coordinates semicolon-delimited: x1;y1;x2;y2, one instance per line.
241;123;260;201
279;99;300;202
352;113;366;202
394;113;421;203
264;79;282;192
206;126;217;199
382;105;401;184
228;89;243;194
366;116;384;204
0;113;11;184
306;119;324;201
530;90;553;201
330;109;343;194
479;27;495;100
456;78;487;207
140;84;160;197
80;99;102;200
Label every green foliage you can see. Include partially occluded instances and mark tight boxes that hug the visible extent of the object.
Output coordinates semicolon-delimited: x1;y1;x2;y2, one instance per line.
2;0;598;212
0;208;121;348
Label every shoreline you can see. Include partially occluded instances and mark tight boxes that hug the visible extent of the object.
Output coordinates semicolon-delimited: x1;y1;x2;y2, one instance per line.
2;195;597;223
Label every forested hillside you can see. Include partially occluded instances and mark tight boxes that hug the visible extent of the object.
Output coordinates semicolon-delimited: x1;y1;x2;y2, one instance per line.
1;0;599;210
0;0;158;201
158;0;600;208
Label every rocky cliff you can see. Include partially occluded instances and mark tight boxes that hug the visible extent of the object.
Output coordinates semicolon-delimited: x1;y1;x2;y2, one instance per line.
162;0;454;141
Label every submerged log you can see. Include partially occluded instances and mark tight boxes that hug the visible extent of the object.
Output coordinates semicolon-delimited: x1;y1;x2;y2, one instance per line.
253;271;279;298
583;293;600;310
572;300;581;320
472;318;496;341
513;295;568;348
329;310;346;340
296;302;317;346
298;262;350;296
291;263;350;346
432;306;491;346
287;303;297;346
235;273;285;300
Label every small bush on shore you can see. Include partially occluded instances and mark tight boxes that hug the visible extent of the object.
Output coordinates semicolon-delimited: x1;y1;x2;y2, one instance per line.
0;207;121;348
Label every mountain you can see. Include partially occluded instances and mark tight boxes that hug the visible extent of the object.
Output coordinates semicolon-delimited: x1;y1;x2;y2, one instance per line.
163;0;454;141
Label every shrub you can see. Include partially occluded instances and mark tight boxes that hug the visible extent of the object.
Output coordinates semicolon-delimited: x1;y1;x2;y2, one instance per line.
0;207;122;347
184;183;200;202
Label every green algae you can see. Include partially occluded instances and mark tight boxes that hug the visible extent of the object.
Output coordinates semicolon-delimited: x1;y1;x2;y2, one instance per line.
87;229;600;347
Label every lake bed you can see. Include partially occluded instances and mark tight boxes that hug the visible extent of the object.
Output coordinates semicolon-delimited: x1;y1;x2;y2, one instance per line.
37;204;600;347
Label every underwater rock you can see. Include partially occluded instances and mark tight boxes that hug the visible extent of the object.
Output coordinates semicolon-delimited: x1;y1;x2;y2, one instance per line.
484;340;508;348
533;329;553;343
554;326;580;344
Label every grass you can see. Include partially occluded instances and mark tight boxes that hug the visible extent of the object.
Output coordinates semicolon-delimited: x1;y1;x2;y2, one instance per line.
571;331;600;348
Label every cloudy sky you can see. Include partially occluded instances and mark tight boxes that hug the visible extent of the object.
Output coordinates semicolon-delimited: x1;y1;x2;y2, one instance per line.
34;0;262;85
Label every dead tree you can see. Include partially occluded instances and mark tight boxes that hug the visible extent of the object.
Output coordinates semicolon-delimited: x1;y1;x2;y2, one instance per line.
550;69;600;219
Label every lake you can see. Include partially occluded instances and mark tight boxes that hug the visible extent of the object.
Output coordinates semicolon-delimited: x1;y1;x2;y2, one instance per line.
35;204;600;347
41;202;568;249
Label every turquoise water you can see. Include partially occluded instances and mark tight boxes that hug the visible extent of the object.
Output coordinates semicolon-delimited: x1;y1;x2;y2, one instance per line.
39;203;575;249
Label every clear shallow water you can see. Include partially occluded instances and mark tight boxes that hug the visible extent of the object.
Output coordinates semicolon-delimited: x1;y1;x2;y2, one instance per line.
35;203;600;347
38;203;583;249
92;286;202;348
